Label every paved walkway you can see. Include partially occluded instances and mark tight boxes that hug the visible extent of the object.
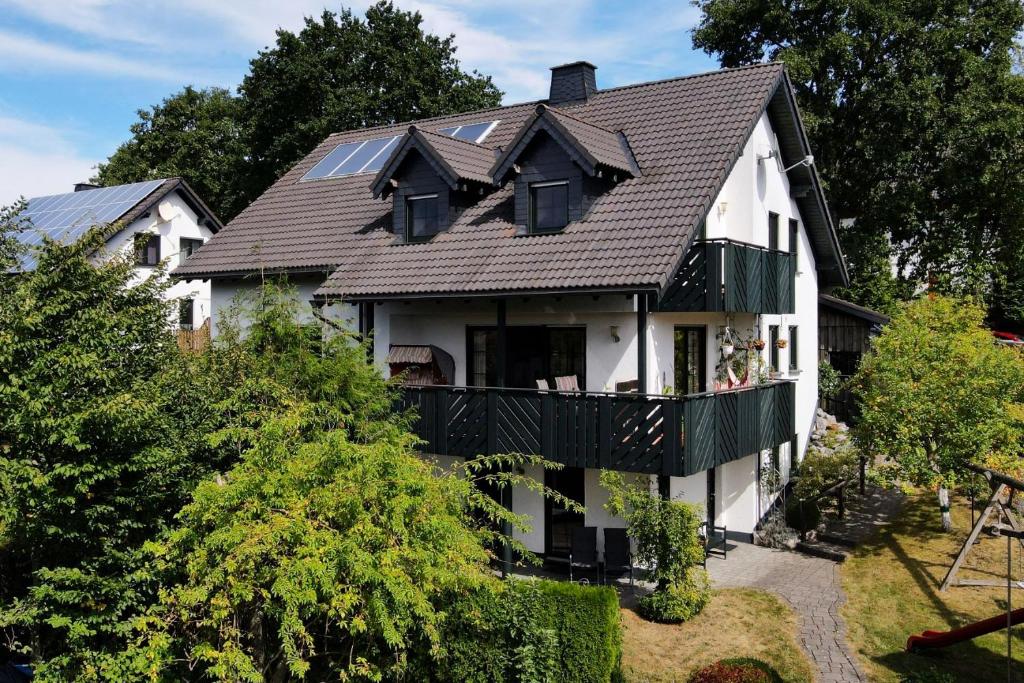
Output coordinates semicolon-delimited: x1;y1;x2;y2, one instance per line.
708;544;864;683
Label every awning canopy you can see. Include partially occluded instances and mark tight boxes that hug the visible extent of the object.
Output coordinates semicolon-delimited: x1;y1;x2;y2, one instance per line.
388;344;456;386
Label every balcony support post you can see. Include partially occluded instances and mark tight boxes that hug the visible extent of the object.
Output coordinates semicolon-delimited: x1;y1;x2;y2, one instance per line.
495;299;513;578
637;293;647;394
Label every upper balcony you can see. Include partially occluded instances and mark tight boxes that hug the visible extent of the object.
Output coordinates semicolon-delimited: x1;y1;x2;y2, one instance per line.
660;239;795;315
400;380;795;478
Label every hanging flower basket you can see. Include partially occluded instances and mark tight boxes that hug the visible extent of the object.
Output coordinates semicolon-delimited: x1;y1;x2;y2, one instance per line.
752;339;767;350
722;342;735;357
775;338;788;349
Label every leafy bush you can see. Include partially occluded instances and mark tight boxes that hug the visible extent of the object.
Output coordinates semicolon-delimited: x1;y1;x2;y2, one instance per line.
784;495;820;533
601;471;710;624
637;567;711;622
818;360;844;399
689;657;782;683
793;440;860;499
437;579;622;683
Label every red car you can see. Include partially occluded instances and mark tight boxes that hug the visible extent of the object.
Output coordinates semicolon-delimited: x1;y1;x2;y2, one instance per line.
993;330;1024;345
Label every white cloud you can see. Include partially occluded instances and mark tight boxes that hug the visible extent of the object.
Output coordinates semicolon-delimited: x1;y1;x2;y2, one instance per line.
0;31;188;81
0;116;98;205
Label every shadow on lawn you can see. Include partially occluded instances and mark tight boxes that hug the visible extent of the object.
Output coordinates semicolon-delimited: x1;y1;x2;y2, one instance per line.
852;495;1024;681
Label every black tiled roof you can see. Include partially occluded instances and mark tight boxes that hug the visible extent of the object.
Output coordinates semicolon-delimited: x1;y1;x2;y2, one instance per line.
175;63;846;296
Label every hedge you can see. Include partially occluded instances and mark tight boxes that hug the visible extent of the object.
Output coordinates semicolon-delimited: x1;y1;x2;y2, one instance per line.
435;578;622;682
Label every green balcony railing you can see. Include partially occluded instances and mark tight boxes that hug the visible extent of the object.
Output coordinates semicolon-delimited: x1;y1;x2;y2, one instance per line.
661;239;795;314
399;380;795;477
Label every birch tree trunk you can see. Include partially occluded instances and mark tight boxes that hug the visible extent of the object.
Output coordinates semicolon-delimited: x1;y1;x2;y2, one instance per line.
938;486;952;531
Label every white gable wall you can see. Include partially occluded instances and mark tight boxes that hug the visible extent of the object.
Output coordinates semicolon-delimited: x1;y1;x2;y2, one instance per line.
101;190;215;328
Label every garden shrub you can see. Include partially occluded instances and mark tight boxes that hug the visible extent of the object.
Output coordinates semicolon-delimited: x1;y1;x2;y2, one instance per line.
688;657;782;683
436;578;622;683
784;495;820;532
601;471;711;624
794;439;860;499
637;566;711;622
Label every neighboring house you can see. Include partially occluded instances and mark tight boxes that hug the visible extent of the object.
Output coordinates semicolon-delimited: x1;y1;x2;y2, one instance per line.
14;178;222;331
176;62;848;552
818;293;889;421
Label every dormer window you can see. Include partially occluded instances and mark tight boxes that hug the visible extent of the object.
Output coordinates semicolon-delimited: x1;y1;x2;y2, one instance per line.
529;181;569;233
406;194;440;242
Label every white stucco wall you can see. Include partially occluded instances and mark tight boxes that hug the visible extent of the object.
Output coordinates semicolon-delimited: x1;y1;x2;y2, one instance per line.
100;190;215;327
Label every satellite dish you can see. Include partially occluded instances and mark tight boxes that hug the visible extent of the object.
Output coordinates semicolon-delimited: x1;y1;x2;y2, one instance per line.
157;201;177;223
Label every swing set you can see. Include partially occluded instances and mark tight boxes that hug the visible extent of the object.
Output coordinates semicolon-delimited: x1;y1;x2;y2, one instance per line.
906;464;1024;681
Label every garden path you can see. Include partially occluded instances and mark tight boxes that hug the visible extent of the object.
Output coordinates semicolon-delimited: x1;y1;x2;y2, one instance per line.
708;545;863;683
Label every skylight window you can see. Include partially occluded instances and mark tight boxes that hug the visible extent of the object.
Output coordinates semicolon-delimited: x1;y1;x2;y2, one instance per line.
437;120;498;143
301;135;402;181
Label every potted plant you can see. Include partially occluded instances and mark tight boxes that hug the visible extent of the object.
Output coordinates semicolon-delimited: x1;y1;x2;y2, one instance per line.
752;339;766;350
775;338;788;349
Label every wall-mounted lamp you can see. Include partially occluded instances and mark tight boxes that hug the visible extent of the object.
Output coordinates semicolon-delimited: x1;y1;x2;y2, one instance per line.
782;155;814;173
717;201;728;217
610;325;620;343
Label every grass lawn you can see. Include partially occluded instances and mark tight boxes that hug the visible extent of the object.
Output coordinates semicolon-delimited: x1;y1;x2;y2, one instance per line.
842;492;1024;681
621;588;814;682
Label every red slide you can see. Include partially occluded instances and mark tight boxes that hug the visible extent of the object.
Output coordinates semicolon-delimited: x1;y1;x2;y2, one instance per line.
907;608;1024;651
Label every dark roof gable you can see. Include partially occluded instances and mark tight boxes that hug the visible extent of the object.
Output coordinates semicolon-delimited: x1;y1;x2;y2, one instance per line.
491;104;638;181
371;126;496;198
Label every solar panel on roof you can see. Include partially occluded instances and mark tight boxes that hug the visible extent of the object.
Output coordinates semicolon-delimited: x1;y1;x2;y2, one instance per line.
301;135;402;181
438;120;498;143
13;179;165;270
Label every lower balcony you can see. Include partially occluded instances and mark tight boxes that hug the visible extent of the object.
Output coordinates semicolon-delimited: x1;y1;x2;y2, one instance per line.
400;380;795;477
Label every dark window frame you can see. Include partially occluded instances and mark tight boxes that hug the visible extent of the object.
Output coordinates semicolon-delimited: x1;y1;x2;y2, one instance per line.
674;325;707;395
788;325;799;371
768;212;780;251
179;237;203;266
405;193;440;242
178;297;194;330
528;180;569;234
466;324;586;389
788;218;799;257
769;324;780;372
134;233;160;267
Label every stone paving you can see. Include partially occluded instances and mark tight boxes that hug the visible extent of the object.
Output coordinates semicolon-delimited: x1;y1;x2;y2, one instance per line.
708;543;864;683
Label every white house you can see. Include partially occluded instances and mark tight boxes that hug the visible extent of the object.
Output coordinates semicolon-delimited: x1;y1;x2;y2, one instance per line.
15;178;222;329
176;62;848;561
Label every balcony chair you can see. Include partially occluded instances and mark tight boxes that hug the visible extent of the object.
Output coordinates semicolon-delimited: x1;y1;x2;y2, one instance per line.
602;527;633;587
699;521;728;568
555;375;581;392
536;379;550;390
569;526;599;583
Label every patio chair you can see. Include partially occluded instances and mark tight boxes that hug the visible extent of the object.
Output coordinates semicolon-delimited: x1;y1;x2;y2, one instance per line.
602;527;633;587
699;520;728;568
569;526;599;583
536;379;550;390
555;375;581;392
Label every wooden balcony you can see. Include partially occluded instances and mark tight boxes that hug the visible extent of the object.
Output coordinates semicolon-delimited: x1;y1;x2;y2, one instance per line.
661;239;795;314
400;380;795;477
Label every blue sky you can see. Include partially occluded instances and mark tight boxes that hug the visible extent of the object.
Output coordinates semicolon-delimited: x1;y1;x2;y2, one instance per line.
0;1;717;205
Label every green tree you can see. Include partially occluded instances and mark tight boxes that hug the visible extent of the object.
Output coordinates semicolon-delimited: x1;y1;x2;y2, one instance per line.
238;1;502;197
0;227;199;672
692;0;1024;324
600;472;710;623
853;295;1024;530
94;87;249;221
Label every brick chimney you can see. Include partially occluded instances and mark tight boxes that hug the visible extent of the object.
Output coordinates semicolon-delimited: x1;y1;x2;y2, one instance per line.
549;61;597;105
